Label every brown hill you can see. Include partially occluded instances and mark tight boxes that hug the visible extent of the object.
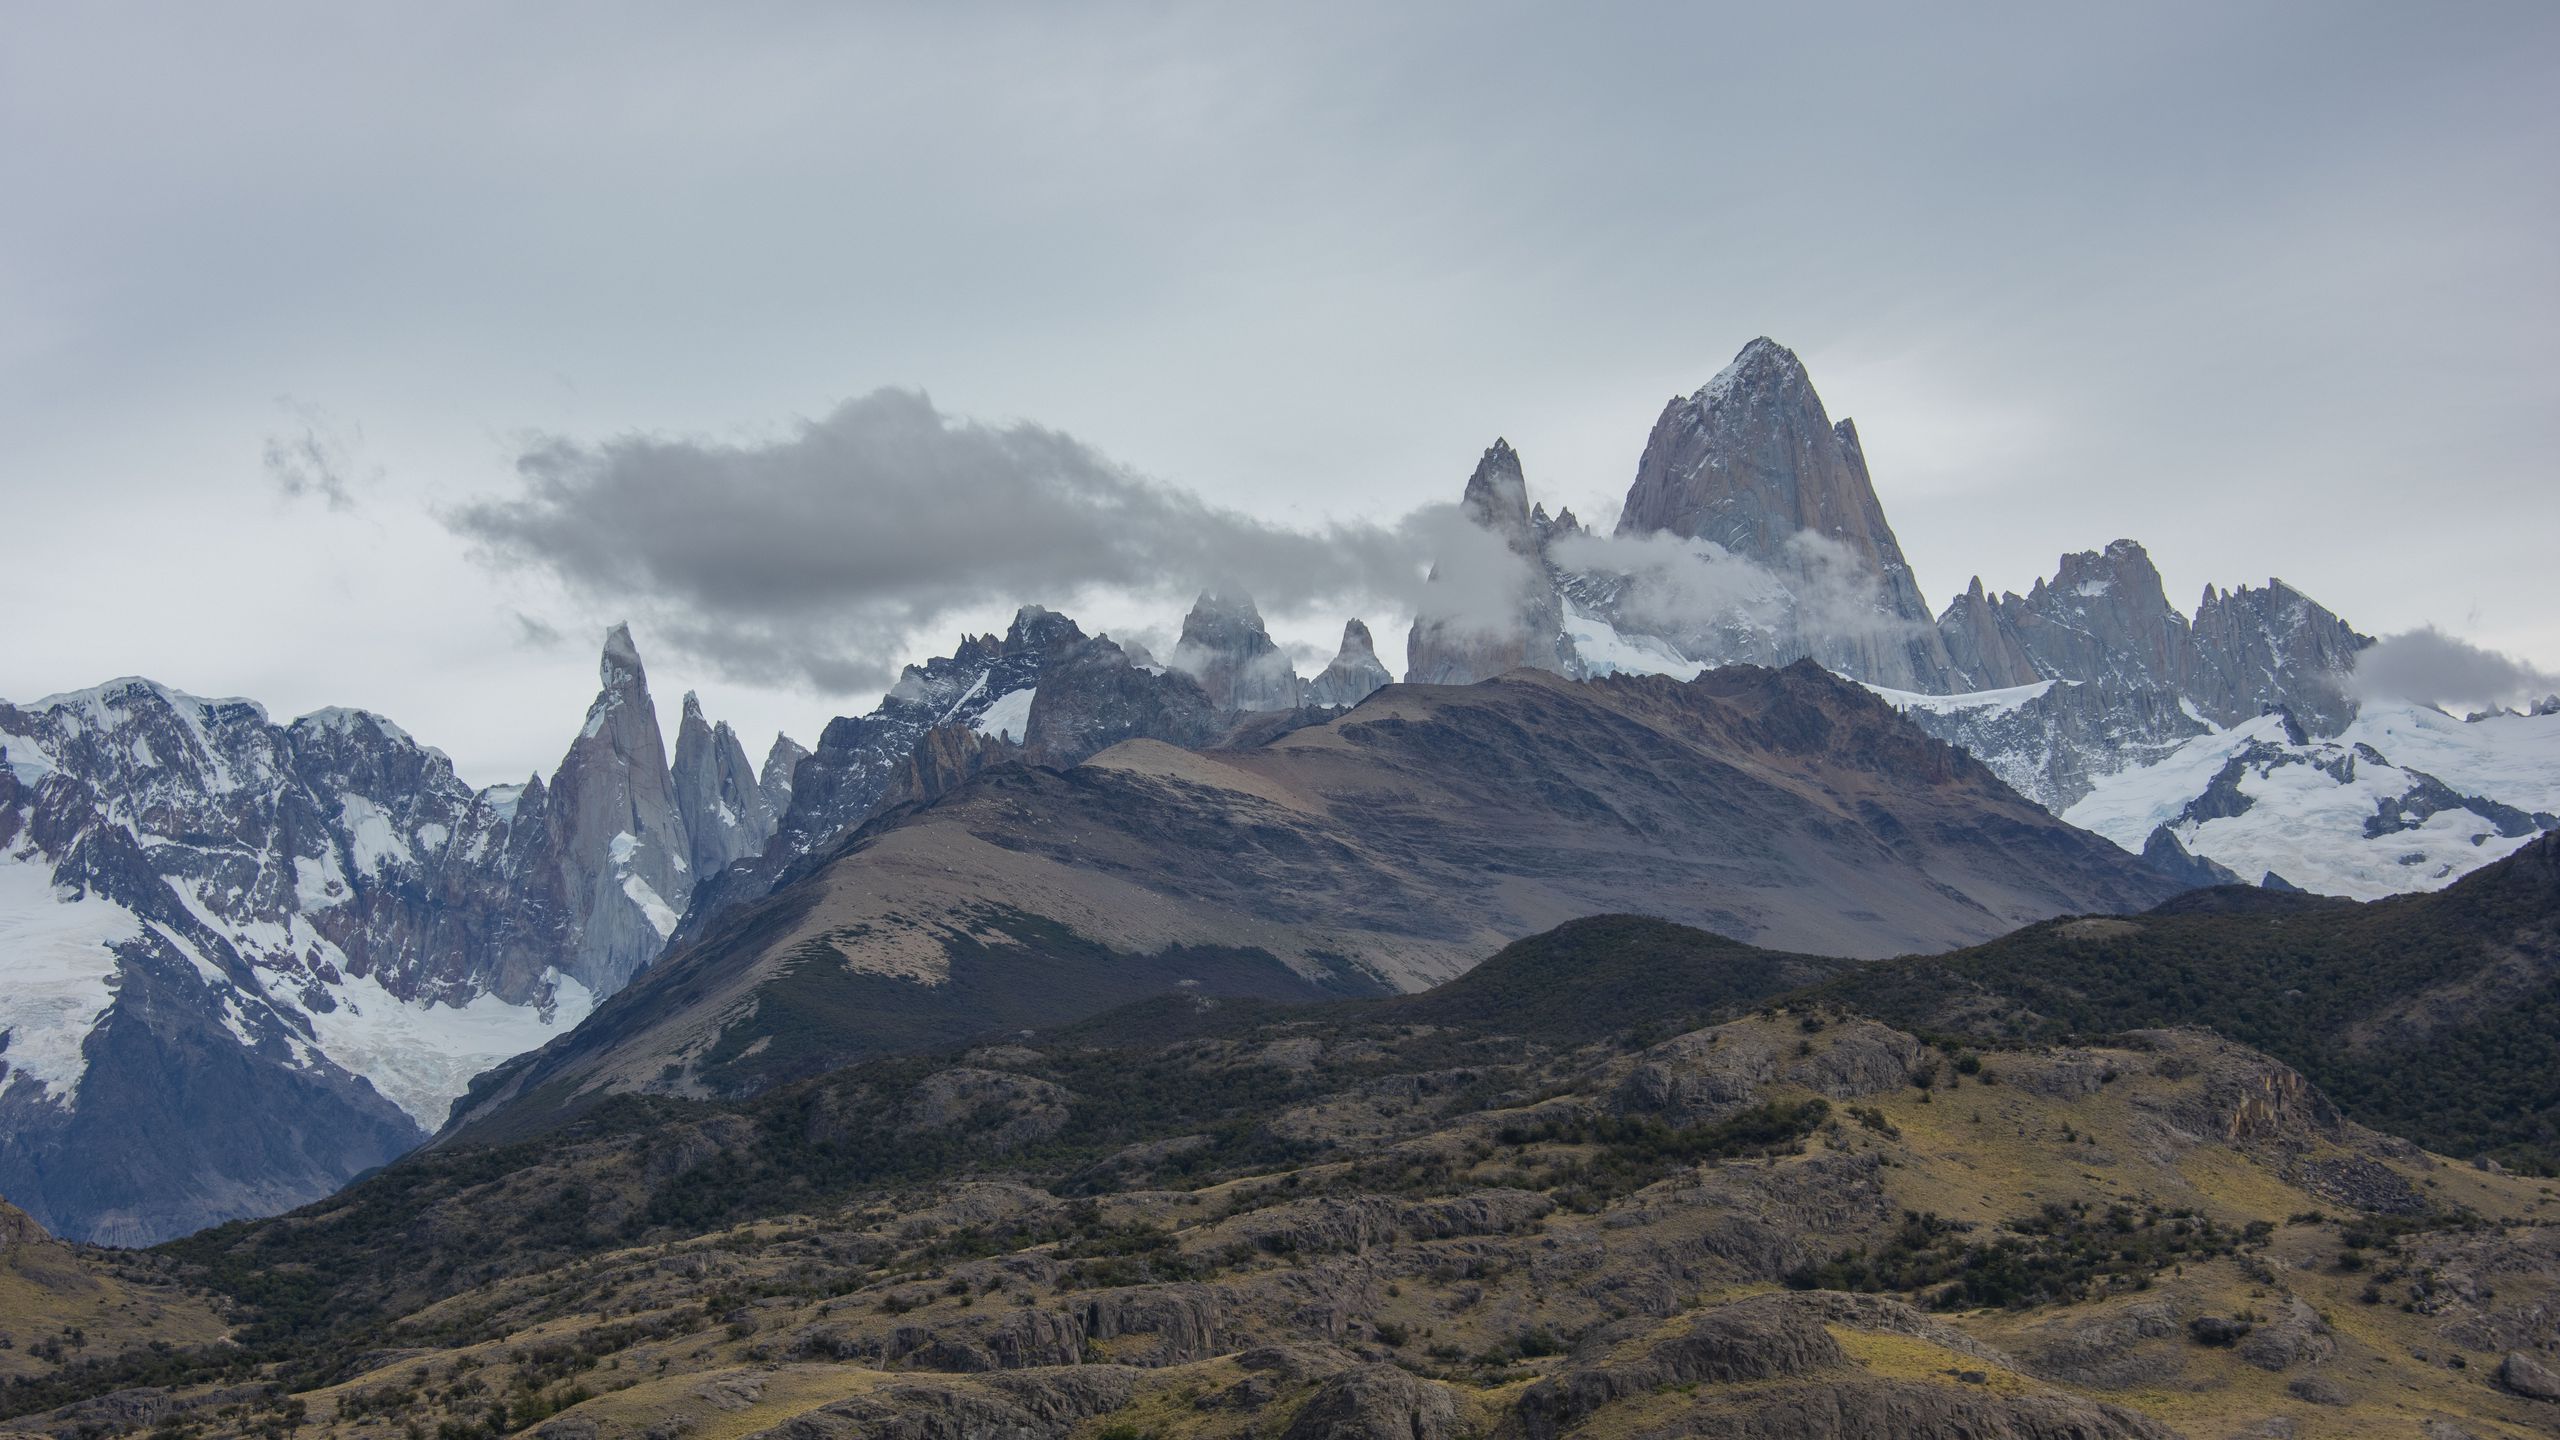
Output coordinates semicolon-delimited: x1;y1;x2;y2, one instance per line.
446;662;2181;1135
32;887;2556;1439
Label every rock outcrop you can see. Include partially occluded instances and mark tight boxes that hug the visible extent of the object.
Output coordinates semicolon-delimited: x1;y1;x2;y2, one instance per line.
1305;620;1391;710
1020;637;1224;768
2188;578;2370;733
1926;541;2371;734
546;625;694;994
1935;576;2041;691
1611;339;1954;690
1406;440;1573;686
672;606;1085;944
1169;592;1303;711
1281;1365;1462;1440
670;692;779;904
754;732;807;830
1962;541;2191;697
2498;1349;2560;1401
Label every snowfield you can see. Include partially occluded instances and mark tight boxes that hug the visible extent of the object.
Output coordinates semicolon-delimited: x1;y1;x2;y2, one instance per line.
0;846;140;1104
2067;702;2560;899
301;968;596;1129
1864;679;2058;717
1571;612;2555;902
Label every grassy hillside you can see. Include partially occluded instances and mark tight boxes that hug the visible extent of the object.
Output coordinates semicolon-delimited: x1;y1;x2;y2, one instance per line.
1810;833;2560;1172
4;839;2555;1438
30;988;2557;1438
1371;913;1849;1044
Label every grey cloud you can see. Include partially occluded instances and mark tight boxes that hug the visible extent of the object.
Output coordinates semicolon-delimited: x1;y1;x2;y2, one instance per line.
263;399;370;511
448;388;1524;692
1781;533;1928;645
2350;626;2559;710
510;611;564;649
1551;531;1784;637
1548;529;1920;653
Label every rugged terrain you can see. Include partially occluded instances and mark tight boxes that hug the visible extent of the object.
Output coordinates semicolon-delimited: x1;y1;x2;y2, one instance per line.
442;661;2182;1136
3;843;2556;1438
1813;831;2560;1174
1430;337;2550;899
0;630;794;1244
0;596;1389;1245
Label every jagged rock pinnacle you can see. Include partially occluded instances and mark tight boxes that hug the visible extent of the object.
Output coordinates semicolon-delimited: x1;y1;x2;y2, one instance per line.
1613;338;1952;690
1308;619;1392;709
600;622;643;684
1172;590;1301;712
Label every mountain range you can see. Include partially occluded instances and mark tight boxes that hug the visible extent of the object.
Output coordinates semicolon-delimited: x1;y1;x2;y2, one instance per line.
3;336;2552;1250
442;661;2180;1141
0;628;805;1244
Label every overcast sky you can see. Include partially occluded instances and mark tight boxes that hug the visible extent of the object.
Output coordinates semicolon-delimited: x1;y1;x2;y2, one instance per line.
5;2;2555;785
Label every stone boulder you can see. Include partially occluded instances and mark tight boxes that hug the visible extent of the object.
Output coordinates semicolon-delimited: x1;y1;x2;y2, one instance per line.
1281;1364;1463;1440
2500;1349;2560;1401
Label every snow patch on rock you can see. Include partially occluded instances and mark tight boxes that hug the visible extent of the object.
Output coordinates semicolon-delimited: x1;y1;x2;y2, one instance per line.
0;849;138;1105
1563;603;1703;680
971;687;1038;743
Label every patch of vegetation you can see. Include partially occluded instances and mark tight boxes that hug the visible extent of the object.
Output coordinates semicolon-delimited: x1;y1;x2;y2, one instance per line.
1497;1099;1830;1209
1380;914;1849;1045
1787;1202;2256;1311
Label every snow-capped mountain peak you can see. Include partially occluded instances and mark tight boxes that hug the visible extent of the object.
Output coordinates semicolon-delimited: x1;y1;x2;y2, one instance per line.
0;624;793;1244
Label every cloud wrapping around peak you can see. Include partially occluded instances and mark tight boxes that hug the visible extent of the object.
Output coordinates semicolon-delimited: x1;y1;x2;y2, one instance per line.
448;389;1534;692
2349;625;2558;710
1547;529;1920;655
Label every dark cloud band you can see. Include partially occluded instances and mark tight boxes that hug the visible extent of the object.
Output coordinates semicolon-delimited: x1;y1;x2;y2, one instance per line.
448;389;1523;691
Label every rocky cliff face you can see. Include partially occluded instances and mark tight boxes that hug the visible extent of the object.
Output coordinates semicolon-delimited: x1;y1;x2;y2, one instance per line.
1405;441;1574;686
1169;592;1303;711
1927;541;2370;734
1873;541;2383;831
1609;339;1954;690
0;627;790;1243
669;606;1085;946
2188;579;2369;733
1934;576;2041;691
754;732;805;829
1306;620;1391;709
1021;636;1225;767
671;692;780;887
1988;541;2192;695
547;626;695;995
0;681;538;1242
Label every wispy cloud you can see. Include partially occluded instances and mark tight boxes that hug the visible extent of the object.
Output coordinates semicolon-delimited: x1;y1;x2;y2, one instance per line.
263;398;372;511
2350;625;2558;710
